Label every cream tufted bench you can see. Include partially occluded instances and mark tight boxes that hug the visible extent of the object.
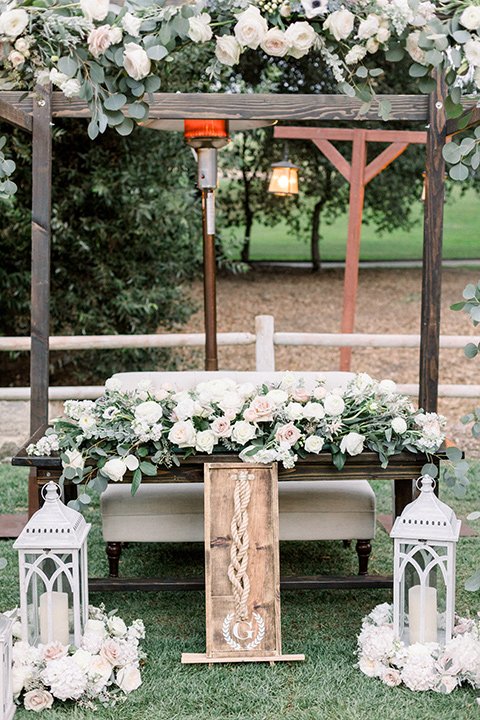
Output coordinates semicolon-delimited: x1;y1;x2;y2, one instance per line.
100;371;376;578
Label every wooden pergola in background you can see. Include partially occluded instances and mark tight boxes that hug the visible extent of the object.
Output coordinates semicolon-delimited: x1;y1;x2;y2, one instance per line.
0;76;478;520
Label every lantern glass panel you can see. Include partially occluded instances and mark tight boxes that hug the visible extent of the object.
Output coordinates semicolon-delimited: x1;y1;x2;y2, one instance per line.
25;551;75;646
400;542;448;646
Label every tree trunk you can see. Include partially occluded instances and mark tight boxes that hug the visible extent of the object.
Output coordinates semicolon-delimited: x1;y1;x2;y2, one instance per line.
311;200;322;272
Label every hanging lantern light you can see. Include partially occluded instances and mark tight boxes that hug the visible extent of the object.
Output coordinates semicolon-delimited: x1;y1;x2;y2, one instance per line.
13;482;90;648
0;613;15;720
390;475;460;646
267;144;299;196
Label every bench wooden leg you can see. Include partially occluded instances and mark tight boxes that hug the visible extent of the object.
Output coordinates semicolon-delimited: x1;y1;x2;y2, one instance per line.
355;539;372;576
106;542;122;578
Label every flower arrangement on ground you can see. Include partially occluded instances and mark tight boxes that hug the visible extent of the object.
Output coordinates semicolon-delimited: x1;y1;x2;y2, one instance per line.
11;604;146;711
357;603;480;694
25;371;456;506
0;0;479;182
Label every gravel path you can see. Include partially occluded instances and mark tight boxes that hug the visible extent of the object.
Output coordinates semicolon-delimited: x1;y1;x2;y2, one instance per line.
179;266;480;456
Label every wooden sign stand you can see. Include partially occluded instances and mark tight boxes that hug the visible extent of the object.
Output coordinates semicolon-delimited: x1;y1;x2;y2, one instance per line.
181;463;304;665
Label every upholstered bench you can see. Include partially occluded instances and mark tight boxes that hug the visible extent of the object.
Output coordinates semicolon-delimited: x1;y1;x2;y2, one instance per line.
99;371;376;578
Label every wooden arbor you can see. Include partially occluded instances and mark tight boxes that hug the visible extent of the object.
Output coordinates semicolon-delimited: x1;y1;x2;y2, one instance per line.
0;77;476;460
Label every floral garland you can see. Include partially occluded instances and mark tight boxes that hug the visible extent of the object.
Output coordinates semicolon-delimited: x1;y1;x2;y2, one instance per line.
0;0;479;196
25;371;464;509
357;603;480;694
11;604;146;711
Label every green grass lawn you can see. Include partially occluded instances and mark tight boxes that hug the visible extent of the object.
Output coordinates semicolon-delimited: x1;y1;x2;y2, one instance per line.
225;187;480;262
2;461;480;719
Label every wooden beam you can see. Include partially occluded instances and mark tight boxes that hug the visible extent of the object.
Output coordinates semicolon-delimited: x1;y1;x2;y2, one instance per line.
419;73;446;413
276;127;427;144
363;142;410;185
0;97;32;132
0;91;430;121
446;103;480;137
312;139;351;182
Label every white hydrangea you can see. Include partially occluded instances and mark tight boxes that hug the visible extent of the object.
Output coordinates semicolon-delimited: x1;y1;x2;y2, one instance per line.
357;623;396;662
41;657;87;700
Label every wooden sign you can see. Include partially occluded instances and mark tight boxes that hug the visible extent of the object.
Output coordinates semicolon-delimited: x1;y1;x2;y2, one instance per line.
181;463;304;664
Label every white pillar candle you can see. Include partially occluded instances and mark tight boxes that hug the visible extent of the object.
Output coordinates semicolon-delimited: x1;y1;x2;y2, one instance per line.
408;584;437;644
39;592;69;645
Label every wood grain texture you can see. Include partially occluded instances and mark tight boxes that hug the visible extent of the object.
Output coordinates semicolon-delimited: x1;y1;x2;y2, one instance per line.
419;72;447;413
0;91;430;121
0;97;32;132
446;103;480;136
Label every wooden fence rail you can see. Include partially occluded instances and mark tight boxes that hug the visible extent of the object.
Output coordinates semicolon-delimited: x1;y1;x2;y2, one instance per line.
1;315;477;401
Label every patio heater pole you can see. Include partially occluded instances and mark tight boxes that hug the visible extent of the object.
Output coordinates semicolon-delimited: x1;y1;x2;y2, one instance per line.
198;148;218;370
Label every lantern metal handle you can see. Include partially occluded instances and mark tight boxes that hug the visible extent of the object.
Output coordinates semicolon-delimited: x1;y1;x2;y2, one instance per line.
41;481;62;501
415;476;436;492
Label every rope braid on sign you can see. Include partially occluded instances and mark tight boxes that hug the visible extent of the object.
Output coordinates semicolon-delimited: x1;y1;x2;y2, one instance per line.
227;470;254;622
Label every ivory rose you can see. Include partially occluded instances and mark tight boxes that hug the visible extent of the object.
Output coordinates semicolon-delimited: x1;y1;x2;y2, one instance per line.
122;12;142;37
210;417;232;438
260;27;291;57
109;26;122;44
323;394;345;416
302;401;325;421
382;668;402;687
286;402;303;421
100;638;125;667
406;31;427;65
376;25;390;44
41;641;68;662
231;420;256;445
195;429;216;454
107;615;127;637
391;416;407;434
72;648;92;672
102;458;128;482
116;664;142;693
357;14;380;40
215;35;241;66
249;395;275;421
123;42;151;80
8;50;25;67
460;5;480;30
0;9;29;39
87;654;113;690
304;435;324;453
135;400;162;424
168;419;196;448
365;37;379;53
24;689;54;712
275;422;301;447
234;5;267;49
61;79;81;99
323;7;354;41
188;13;212;43
84;619;107;639
266;388;288;406
62;449;84;472
15;37;30;54
88;25;112;58
465;37;480;67
80;0;109;22
340;431;365;456
219;390;244;415
293;386;311;402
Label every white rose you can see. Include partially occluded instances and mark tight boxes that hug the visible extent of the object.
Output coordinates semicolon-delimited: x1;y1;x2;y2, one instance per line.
378;379;397;396
340;431;365;456
406;31;427;65
107;615;127;637
475;65;480;88
281;372;296;388
219;390;244;415
88;654;113;690
460;6;480;30
286;402;304;421
215;35;241;66
465;37;480;67
358;14;380;40
50;68;68;87
85;620;107;639
109;26;123;44
285;21;316;58
62;449;84;471
188;13;213;43
88;24;111;58
102;458;128;482
345;44;367;64
12;665;28;696
15;37;30;54
173;397;196;421
376;26;390;43
237;382;256;398
260;27;291;57
323;8;354;41
80;0;109;22
266;388;289;406
365;37;379;53
123;42;151;81
8;50;25;67
105;377;123;392
195;429;216;454
135;400;162;424
72;648;92;672
0;9;29;39
323;394;345;416
280;3;291;18
302;401;325;421
304;435;324;454
61;79;81;99
24;689;54;712
234;5;267;50
116;664;142;693
313;386;326;400
122;11;142;37
392;417;407;434
231;420;257;445
210;417;232;438
168;419;196;448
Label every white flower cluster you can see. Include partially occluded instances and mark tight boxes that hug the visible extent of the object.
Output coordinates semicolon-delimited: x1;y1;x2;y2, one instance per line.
358;604;480;694
26;433;59;457
12;605;146;711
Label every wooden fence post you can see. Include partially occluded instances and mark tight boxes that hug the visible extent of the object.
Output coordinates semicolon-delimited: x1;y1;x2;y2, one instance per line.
255;315;275;371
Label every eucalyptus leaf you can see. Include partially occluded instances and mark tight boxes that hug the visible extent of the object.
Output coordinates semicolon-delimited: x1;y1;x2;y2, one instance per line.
409;63;429;77
463;283;477;300
449;162;469;181
465;568;480;591
452;30;471;44
146;44;169;61
57;56;78;77
385;45;404;62
128;102;149;120
467;511;480;521
421;462;438;478
144;75;161;92
445;445;462;462
355;66;368;78
78;493;91;504
2;159;15;175
104;93;127;111
88;62;105;84
418;75;438;94
339;82;355;97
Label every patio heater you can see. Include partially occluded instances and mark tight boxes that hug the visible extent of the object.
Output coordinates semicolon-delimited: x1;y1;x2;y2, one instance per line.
142;118;271;371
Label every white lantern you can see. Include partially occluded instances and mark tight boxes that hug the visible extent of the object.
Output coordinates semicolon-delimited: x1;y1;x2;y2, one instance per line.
0;613;15;720
13;482;90;647
390;475;461;646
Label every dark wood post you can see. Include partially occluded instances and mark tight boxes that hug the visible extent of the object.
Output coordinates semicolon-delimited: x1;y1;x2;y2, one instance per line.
29;84;52;515
419;73;446;412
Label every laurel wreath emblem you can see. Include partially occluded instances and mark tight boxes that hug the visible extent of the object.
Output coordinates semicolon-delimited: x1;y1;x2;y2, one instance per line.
222;612;265;651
